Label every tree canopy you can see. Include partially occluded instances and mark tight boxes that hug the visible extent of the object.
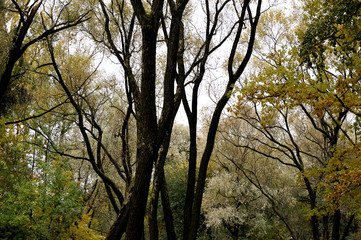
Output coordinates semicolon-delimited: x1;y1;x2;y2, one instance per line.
1;0;361;240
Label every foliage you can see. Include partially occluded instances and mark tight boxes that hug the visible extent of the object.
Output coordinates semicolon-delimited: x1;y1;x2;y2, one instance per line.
206;115;307;239
156;124;190;239
299;0;361;217
300;0;361;115
67;211;105;240
229;1;361;238
305;143;361;215
4;0;361;239
0;117;103;239
0;0;90;113
202;170;267;238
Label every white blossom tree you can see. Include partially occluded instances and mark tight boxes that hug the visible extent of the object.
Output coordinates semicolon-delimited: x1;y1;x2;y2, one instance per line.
202;170;267;240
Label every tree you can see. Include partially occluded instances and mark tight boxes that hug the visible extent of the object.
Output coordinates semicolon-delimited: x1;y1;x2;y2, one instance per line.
202;170;268;240
154;124;190;239
42;30;132;236
0;117;102;240
1;7;122;236
230;2;361;239
179;1;263;238
299;1;361;239
1;0;265;239
88;0;264;239
210;115;304;240
0;0;90;113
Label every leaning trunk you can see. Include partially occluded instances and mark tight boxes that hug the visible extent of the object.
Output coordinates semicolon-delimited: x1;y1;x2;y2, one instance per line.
149;128;173;240
161;174;177;240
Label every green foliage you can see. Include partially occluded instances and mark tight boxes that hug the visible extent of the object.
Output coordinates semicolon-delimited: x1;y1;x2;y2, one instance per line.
0;118;103;239
299;0;361;115
300;0;361;66
157;125;190;239
161;161;188;239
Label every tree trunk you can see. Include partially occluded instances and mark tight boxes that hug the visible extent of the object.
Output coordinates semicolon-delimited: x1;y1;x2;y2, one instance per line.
125;24;159;239
331;209;341;240
231;227;239;240
161;174;177;240
149;127;173;240
116;0;187;238
341;215;354;240
187;0;262;237
304;177;320;240
323;215;329;240
148;184;160;240
182;105;198;240
0;1;43;109
0;54;17;106
106;205;129;240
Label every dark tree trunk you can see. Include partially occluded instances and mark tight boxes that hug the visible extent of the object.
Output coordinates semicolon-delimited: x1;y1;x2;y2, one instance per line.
0;54;18;107
125;24;159;239
331;209;341;240
149;128;173;240
1;1;46;110
231;227;239;240
0;28;28;111
323;215;329;240
161;174;177;240
341;215;354;240
106;205;129;240
226;225;242;240
304;177;320;240
148;3;188;237
1;0;89;111
148;184;160;240
104;0;188;238
104;183;120;214
182;95;198;240
187;0;262;238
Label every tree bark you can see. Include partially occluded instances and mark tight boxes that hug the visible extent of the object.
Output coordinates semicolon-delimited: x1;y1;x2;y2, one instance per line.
148;3;188;238
0;1;42;104
149;130;173;240
125;25;159;239
106;205;129;240
161;174;177;240
1;1;89;111
123;1;164;238
232;229;239;240
304;177;320;240
323;215;329;240
182;89;199;240
331;209;341;240
341;215;354;240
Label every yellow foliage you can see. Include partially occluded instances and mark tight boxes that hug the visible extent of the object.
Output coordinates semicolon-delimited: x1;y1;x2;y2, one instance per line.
304;144;361;216
63;211;104;240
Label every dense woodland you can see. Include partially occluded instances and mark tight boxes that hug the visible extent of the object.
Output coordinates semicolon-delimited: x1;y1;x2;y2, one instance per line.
1;0;361;239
